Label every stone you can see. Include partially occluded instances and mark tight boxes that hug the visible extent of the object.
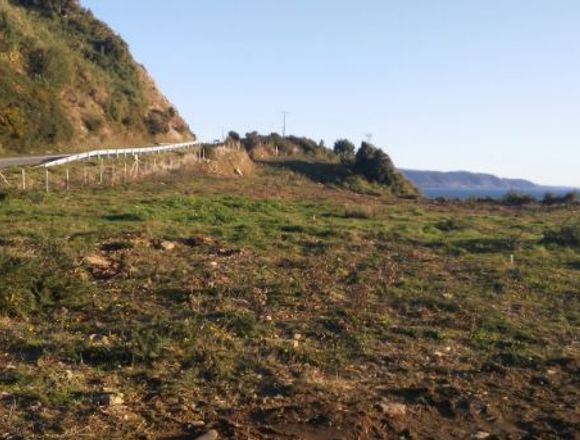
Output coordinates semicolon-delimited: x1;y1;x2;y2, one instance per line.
376;401;407;417
159;240;176;251
85;255;111;268
474;432;490;439
194;430;219;440
93;392;124;407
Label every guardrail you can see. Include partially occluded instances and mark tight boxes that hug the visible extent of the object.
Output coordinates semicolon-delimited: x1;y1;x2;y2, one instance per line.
41;140;200;168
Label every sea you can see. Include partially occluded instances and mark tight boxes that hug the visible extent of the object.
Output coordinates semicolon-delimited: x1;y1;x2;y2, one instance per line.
422;187;579;200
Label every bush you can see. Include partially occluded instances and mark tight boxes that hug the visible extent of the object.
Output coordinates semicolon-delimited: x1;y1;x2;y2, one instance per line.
0;10;18;51
353;142;418;197
435;218;466;232
543;222;580;248
502;191;535;205
145;109;171;135
83;114;103;132
333;139;355;164
543;191;578;205
12;0;77;17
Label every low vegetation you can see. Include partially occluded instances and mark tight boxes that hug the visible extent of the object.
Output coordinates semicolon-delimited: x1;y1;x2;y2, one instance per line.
0;160;578;439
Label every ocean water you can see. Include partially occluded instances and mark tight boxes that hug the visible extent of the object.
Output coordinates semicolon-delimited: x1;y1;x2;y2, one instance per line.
422;188;578;200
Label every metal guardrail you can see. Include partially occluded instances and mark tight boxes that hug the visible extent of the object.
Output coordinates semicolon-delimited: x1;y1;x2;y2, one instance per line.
40;141;199;168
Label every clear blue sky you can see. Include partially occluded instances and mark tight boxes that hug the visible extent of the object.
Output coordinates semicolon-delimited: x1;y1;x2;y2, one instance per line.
82;0;579;187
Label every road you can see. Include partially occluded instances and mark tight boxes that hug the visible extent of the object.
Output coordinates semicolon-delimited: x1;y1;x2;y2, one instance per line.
0;154;70;169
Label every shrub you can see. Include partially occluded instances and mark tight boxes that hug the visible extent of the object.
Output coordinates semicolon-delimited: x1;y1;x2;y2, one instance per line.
12;0;77;17
333;139;355;163
145;109;171;135
435;218;466;232
543;222;580;248
83;114;103;132
542;191;577;205
353;142;418;197
228;130;240;141
502;191;535;205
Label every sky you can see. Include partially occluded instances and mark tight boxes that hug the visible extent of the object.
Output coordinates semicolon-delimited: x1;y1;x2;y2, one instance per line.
82;0;580;187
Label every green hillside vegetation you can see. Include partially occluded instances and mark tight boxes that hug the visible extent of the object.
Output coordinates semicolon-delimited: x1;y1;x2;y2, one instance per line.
234;131;419;198
0;0;192;155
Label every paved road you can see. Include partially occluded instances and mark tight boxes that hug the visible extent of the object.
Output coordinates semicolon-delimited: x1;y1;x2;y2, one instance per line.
0;154;70;169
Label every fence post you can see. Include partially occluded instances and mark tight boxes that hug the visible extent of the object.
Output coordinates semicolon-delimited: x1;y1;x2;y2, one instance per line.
0;171;10;187
66;169;70;191
21;169;26;191
111;165;116;186
99;160;104;185
45;169;49;193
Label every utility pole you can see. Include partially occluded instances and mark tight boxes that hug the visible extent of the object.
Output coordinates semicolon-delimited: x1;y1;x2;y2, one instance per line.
282;111;289;137
365;133;374;143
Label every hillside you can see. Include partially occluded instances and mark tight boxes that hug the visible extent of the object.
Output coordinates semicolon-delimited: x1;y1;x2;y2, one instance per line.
0;0;193;156
238;132;419;198
401;169;540;190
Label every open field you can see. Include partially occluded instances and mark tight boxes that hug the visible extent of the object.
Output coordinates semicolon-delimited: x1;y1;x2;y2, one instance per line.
0;162;578;439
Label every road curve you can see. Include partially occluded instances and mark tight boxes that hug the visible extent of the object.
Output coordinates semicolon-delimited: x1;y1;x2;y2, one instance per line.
0;154;71;169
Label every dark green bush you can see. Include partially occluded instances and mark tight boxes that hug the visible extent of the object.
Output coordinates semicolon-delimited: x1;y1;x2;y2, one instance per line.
333;139;355;163
228;130;240;141
145;109;171;135
543;191;578;205
502;191;535;205
543;222;580;248
11;0;77;17
353;142;418;197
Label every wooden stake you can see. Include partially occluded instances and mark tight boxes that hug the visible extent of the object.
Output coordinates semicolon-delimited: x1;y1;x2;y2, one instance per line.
45;169;49;193
65;169;70;191
21;169;26;191
124;159;127;182
99;160;104;184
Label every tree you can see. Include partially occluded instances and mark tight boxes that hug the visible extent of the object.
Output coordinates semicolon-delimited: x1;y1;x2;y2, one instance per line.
333;139;355;163
228;130;240;142
352;142;418;197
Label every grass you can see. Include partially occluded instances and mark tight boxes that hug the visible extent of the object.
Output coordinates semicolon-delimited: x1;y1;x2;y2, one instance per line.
0;163;578;439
